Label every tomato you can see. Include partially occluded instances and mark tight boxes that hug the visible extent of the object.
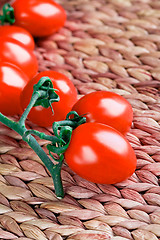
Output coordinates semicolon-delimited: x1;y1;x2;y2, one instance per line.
0;25;35;50
64;122;137;184
20;71;78;127
12;0;66;37
72;91;133;135
0;62;29;116
0;37;38;80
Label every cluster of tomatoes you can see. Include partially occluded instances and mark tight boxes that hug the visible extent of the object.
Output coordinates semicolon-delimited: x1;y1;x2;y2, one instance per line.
0;0;137;186
0;0;66;116
65;92;137;185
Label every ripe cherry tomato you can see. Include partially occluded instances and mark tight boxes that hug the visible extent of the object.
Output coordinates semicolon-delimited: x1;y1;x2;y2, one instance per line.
0;62;29;116
72;91;133;135
20;71;78;127
12;0;66;37
0;25;35;50
0;37;38;80
64;122;137;184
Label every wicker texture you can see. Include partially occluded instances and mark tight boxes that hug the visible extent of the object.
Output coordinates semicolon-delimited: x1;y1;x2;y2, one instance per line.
0;0;160;239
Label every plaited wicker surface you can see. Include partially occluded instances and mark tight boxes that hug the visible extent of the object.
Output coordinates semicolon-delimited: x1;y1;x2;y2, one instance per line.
0;0;160;239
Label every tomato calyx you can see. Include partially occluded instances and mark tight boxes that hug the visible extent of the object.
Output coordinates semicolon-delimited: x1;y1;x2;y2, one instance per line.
54;111;87;130
19;77;60;126
33;76;59;110
0;3;15;25
48;111;86;157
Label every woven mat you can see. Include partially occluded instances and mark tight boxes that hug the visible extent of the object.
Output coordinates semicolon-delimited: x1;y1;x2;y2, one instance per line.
0;0;160;239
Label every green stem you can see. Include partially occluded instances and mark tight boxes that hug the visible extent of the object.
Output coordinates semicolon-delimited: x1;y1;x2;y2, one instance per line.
0;112;64;198
25;134;64;199
19;91;46;126
0;113;21;134
23;129;58;142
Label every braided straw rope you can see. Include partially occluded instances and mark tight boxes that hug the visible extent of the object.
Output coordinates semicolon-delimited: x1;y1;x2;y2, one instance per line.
0;0;160;239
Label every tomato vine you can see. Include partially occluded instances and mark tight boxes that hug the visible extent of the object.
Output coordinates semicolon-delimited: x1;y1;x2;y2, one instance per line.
0;77;86;199
0;2;137;199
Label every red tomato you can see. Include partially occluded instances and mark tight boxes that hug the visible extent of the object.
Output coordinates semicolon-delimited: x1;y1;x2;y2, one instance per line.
0;37;38;80
0;62;29;116
64;122;137;184
0;25;35;50
12;0;66;37
72;91;133;135
20;71;78;127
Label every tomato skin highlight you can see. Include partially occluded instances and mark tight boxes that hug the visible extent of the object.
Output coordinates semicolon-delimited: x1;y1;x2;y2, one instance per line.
0;62;29;116
12;0;66;37
72;91;133;135
0;25;35;50
65;122;137;184
20;71;78;127
0;37;38;80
